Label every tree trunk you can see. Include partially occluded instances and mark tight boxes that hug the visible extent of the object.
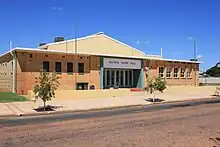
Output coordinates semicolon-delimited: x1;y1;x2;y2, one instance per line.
153;92;155;102
43;100;46;111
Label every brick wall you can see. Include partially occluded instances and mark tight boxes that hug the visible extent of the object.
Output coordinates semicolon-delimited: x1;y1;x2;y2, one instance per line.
143;60;199;87
16;52;100;95
0;54;13;92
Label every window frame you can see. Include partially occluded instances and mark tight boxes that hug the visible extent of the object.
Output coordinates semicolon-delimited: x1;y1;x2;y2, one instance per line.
78;62;84;73
43;61;50;72
166;67;172;78
55;62;62;74
174;67;179;78
158;66;165;78
180;67;186;78
186;68;192;78
67;62;74;74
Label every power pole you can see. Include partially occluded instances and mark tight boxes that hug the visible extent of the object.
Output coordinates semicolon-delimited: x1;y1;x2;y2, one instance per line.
193;39;196;60
74;22;77;90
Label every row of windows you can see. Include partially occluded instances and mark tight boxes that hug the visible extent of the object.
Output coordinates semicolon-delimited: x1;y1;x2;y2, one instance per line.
0;73;7;75
43;61;84;73
158;67;192;78
0;63;7;67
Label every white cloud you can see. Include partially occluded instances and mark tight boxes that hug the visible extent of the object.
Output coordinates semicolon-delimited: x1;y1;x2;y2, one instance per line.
136;40;140;45
188;37;193;40
145;40;150;44
173;51;181;55
51;6;63;12
196;54;203;59
57;7;63;11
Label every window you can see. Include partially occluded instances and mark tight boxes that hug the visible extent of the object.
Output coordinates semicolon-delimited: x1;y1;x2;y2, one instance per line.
174;68;179;78
67;62;73;73
180;68;186;78
158;67;164;78
29;54;33;58
76;83;88;90
43;61;50;72
55;62;62;73
166;67;172;78
187;68;192;78
78;63;84;73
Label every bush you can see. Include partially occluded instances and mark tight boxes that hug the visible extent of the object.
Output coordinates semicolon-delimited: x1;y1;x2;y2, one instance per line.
146;77;166;93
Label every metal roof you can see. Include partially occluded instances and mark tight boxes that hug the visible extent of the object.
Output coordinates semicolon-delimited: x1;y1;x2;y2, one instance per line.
0;47;203;64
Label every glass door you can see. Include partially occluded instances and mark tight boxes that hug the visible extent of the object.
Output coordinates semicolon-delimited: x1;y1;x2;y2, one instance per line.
106;69;111;88
111;70;115;87
116;70;120;87
120;70;124;87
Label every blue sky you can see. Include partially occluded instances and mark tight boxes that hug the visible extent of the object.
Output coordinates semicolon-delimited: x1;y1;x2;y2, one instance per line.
0;0;219;70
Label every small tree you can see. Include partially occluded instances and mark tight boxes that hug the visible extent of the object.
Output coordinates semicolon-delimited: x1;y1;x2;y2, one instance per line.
146;77;167;102
33;71;60;111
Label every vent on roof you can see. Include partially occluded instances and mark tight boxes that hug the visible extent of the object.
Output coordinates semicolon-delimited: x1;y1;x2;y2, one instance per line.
95;32;104;35
39;43;47;46
54;37;64;42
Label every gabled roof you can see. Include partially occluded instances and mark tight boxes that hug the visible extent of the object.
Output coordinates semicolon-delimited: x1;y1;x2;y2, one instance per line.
40;32;146;57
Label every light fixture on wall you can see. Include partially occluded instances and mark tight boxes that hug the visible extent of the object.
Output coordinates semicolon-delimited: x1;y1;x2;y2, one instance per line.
144;67;148;71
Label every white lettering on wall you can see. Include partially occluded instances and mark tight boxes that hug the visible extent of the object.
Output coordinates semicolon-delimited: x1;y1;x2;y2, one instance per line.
103;58;141;69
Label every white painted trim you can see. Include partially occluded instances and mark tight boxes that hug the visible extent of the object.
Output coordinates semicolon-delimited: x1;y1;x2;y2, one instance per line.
0;50;12;58
0;47;203;64
39;33;100;48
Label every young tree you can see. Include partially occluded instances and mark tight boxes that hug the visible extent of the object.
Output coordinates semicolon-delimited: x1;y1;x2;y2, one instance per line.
33;71;60;111
146;77;167;102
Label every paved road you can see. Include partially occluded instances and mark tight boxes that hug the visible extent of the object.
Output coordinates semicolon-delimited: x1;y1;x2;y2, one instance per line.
1;98;220;126
1;103;220;147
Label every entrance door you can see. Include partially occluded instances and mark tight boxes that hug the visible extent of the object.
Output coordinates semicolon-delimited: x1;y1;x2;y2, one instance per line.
111;70;115;87
104;69;134;89
120;70;124;87
106;69;111;88
116;70;120;87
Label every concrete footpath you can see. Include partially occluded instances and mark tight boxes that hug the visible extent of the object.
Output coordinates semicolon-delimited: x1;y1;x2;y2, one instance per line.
0;86;218;117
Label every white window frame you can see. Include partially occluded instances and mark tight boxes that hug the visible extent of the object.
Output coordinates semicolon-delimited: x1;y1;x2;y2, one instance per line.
186;68;192;78
180;67;186;78
174;67;179;78
158;67;165;78
166;67;172;78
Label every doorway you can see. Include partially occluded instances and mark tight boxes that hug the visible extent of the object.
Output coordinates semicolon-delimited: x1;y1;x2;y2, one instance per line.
104;69;133;89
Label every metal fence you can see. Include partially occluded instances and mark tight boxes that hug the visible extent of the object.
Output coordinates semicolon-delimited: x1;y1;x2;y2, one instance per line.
199;77;220;85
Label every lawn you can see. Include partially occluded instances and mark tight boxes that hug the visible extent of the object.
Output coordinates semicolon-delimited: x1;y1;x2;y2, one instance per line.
0;92;28;102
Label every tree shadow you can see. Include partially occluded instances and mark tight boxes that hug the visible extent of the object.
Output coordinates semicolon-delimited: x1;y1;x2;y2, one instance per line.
145;98;165;102
34;105;63;112
211;94;220;97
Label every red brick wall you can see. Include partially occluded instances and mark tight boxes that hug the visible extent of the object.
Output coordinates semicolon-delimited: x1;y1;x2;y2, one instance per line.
143;60;199;87
16;52;100;95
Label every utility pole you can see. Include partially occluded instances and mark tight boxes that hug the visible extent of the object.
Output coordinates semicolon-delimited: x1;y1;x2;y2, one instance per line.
188;37;197;86
74;22;77;90
193;39;196;60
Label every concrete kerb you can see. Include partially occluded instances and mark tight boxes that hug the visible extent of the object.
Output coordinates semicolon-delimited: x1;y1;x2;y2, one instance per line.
1;96;220;120
0;104;144;120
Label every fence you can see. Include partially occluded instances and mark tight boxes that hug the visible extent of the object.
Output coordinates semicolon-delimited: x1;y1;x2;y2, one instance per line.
199;77;220;85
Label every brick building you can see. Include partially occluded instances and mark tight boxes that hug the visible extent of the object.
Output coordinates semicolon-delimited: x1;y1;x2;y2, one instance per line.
0;32;201;95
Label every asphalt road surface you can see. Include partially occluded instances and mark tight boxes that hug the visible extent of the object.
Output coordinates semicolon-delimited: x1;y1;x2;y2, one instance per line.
1;103;220;147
